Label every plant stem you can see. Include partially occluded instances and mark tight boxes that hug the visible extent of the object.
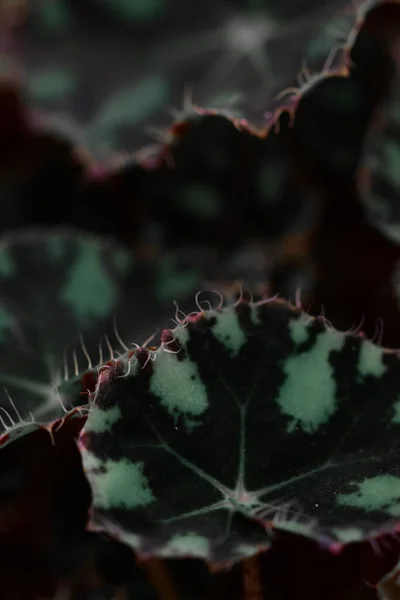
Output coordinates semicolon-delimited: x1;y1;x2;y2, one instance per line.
141;558;181;600
242;556;263;600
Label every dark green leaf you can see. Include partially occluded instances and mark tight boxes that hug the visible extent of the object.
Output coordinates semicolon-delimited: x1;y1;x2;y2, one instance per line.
0;228;203;439
80;297;400;565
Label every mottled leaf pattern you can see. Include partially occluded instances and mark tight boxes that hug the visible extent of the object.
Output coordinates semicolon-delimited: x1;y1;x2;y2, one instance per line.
4;0;400;594
0;228;204;434
0;228;135;428
79;297;400;566
14;0;353;153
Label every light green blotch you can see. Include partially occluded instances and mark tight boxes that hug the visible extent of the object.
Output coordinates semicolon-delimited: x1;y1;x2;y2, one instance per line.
159;533;209;559
236;543;267;558
337;475;400;516
289;314;310;345
89;76;170;143
357;339;387;378
258;163;286;201
174;325;190;346
28;69;76;101
178;184;223;220
211;310;247;356
81;449;104;472
0;304;12;341
0;248;14;276
274;519;313;537
89;457;155;510
99;0;165;21
62;242;117;325
150;336;208;429
86;405;121;433
276;330;345;434
156;256;200;301
333;527;363;543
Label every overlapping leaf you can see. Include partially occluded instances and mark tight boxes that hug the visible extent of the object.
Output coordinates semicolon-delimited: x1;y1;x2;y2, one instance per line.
358;8;400;246
0;228;205;441
15;0;354;154
79;297;400;567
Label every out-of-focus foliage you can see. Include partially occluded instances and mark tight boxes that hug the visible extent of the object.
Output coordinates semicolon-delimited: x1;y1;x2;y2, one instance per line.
3;1;400;599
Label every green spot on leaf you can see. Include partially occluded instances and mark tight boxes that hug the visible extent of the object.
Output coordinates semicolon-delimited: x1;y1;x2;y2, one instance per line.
276;330;345;434
150;329;208;428
86;406;121;433
357;340;387;378
211;310;246;356
337;475;400;516
289;315;310;345
332;527;363;543
87;458;155;510
62;242;117;325
159;533;210;558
